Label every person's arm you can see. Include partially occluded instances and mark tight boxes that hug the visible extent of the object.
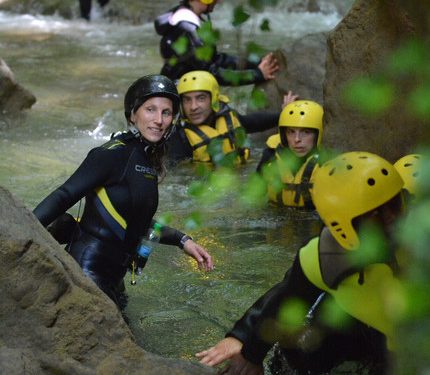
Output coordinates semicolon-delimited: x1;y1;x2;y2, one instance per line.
197;252;322;366
237;112;280;134
153;220;214;271
33;147;117;226
172;22;278;86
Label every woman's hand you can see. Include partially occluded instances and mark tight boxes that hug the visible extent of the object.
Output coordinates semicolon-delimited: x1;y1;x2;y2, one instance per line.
183;239;214;271
195;337;243;367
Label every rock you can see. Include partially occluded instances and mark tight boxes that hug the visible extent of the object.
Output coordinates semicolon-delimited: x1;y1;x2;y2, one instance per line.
0;186;213;374
323;0;430;161
255;32;328;110
0;59;36;115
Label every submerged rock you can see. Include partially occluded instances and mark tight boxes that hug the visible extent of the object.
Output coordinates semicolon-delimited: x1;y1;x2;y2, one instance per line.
0;58;36;115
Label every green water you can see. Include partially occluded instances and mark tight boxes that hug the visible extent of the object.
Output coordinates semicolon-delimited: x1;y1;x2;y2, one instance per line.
0;8;336;365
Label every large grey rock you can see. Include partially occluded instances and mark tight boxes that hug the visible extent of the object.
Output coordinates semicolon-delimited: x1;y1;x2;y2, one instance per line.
323;0;430;161
0;59;36;114
0;186;213;374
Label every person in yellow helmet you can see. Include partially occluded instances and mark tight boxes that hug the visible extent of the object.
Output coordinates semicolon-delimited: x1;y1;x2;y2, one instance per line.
154;0;279;85
166;70;297;166
196;152;405;375
257;100;327;208
394;154;421;202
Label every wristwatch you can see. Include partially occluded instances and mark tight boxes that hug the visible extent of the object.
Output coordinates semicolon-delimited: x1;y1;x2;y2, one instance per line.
179;234;193;249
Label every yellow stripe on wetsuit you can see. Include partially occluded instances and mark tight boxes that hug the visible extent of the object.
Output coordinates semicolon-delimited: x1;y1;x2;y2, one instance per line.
94;187;127;240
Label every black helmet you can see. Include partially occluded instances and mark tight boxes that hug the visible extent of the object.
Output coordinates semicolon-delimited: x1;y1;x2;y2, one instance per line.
124;74;179;121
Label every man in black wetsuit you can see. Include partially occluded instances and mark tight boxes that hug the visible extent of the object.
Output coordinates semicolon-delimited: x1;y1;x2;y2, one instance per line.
196;152;405;375
33;74;213;308
165;70;297;166
154;0;279;86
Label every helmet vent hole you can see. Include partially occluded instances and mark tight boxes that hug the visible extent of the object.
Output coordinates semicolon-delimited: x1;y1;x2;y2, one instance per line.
300;111;305;115
381;168;388;175
192;77;196;80
359;156;368;159
330;221;339;227
346;164;353;170
405;163;412;167
329;168;336;176
367;178;375;186
289;110;294;115
341;234;346;239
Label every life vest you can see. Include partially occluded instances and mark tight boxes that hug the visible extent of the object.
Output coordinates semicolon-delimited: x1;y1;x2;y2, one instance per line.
182;105;250;163
299;229;405;351
266;134;318;207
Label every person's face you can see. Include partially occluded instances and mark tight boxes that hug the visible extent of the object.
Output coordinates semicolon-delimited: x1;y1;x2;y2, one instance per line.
181;91;213;125
189;0;218;16
284;127;317;157
131;97;173;143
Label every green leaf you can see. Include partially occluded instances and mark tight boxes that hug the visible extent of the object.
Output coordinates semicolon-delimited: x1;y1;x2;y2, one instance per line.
172;36;188;56
343;77;394;116
408;84;430;120
197;21;219;45
278;298;308;332
388;39;429;76
184;211;203;230
249;88;268;110
196;45;215;62
260;19;271;32
232;5;250;27
240;172;268;207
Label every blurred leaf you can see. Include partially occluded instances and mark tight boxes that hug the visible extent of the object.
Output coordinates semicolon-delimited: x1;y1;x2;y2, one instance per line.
388;39;429;76
220;70;254;85
260;19;271;32
172;36;188;56
184;211;204;230
249;88;268;110
278;298;308;332
350;221;388;267
188;180;206;199
156;212;173;226
408;84;430;120
343;77;395;116
197;21;219;45
320;296;353;328
232;5;250;27
196;45;214;62
246;41;266;62
240;172;268;207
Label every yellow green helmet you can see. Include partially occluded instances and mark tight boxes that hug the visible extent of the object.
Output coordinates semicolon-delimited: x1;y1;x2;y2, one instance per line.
278;100;324;146
199;0;216;4
312;152;404;250
394;154;421;197
177;70;220;112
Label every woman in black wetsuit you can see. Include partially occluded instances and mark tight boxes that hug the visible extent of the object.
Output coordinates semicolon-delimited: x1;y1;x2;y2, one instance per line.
33;74;213;307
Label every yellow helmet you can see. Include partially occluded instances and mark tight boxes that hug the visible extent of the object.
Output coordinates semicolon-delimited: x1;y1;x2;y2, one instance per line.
199;0;216;4
177;70;220;112
312;152;404;250
394;154;421;197
278;100;324;146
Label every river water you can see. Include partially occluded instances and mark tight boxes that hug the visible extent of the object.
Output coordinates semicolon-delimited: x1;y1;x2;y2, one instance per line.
0;2;343;366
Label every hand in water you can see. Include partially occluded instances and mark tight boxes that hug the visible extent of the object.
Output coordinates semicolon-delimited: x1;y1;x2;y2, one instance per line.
196;337;243;366
183;239;214;271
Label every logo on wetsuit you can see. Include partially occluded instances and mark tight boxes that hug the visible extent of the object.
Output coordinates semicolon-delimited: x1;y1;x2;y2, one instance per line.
135;164;157;178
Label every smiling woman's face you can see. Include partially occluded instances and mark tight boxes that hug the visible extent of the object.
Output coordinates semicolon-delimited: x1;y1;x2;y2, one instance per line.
131;97;173;143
